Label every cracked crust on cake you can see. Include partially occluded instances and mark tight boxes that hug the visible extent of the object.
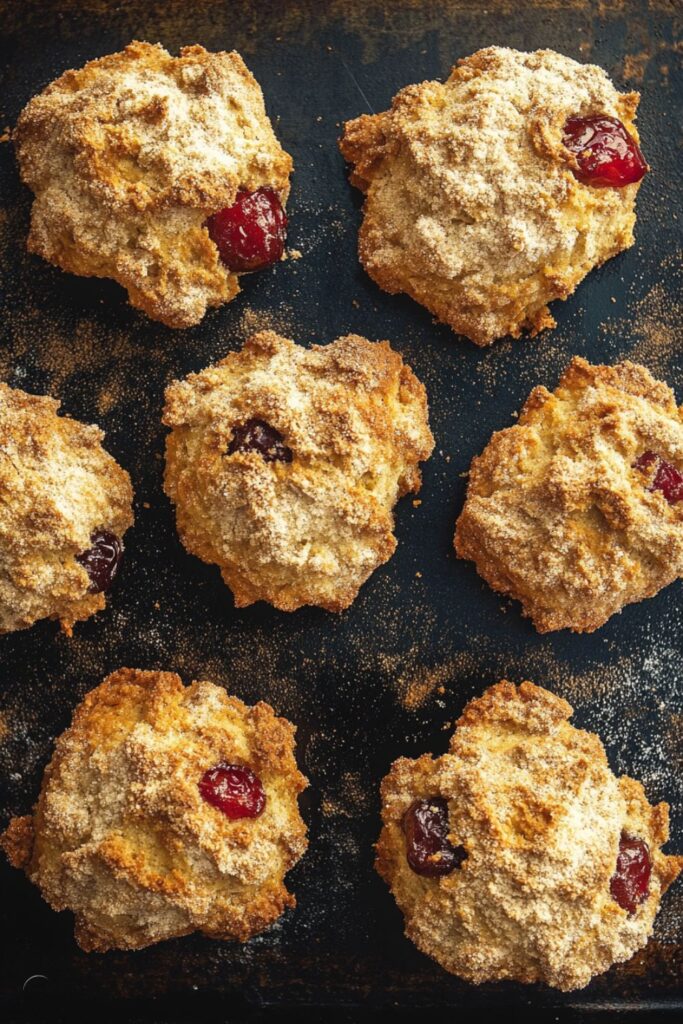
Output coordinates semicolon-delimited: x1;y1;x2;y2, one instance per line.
340;47;643;346
0;668;308;951
376;680;682;991
14;41;292;327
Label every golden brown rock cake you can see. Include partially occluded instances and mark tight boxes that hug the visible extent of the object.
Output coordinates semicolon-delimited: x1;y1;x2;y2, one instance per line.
14;41;292;327
340;47;646;345
163;330;434;611
455;357;683;632
377;681;682;990
0;383;133;634
1;669;308;951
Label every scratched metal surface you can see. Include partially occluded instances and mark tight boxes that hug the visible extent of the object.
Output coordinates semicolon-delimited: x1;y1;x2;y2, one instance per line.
0;1;681;1019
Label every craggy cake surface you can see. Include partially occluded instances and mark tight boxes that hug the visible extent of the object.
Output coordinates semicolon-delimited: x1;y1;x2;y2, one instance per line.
376;681;682;991
0;383;133;635
14;40;292;327
1;668;308;951
455;357;683;632
340;46;642;346
163;330;434;612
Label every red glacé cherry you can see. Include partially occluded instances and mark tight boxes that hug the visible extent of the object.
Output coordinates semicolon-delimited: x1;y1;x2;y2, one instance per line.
563;115;647;188
227;418;293;463
634;450;683;505
206;187;287;272
75;530;123;594
199;763;266;819
610;832;651;914
403;797;466;877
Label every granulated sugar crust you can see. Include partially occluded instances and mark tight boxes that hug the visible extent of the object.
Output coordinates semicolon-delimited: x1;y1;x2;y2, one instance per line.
455;357;683;633
14;41;292;327
0;668;308;952
340;47;642;346
0;383;133;635
163;330;434;612
376;681;682;991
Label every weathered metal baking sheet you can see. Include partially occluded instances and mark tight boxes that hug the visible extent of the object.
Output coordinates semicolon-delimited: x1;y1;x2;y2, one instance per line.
0;1;681;1018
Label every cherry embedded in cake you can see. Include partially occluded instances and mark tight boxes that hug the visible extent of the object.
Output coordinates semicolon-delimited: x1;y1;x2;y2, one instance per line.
403;797;466;877
0;669;308;950
162;330;433;613
13;43;294;328
199;762;267;819
76;530;124;593
227;418;293;463
339;48;649;346
207;188;287;272
563;115;648;188
610;832;651;914
634;451;683;505
375;680;683;991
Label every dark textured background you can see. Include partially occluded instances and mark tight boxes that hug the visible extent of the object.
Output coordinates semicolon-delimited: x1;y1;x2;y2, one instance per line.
0;1;681;1020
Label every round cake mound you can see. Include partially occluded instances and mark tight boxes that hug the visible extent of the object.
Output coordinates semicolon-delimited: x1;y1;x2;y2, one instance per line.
0;383;133;635
1;669;308;951
340;47;644;345
376;681;682;991
455;357;683;632
163;330;434;612
14;41;292;327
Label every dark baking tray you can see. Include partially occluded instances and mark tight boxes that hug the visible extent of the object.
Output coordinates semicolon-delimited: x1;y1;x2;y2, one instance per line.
0;1;681;1020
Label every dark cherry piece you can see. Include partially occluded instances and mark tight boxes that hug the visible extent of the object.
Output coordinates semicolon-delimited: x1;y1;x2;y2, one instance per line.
403;797;466;877
563;115;648;188
227;418;293;463
634;450;683;505
199;763;266;820
75;530;123;594
610;832;651;914
206;187;287;272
